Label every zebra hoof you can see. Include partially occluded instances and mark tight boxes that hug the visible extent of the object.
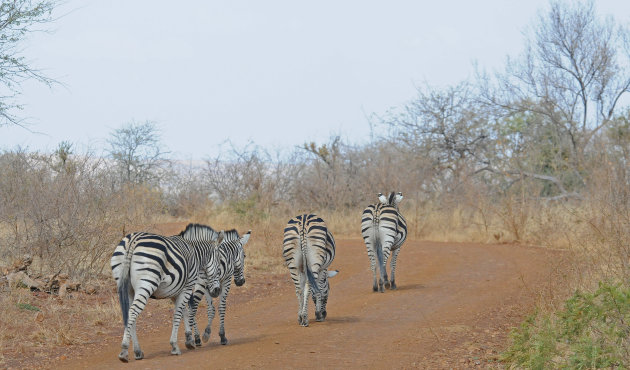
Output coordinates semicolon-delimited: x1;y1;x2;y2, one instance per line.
203;327;211;343
170;347;182;356
118;350;129;363
220;335;228;345
384;281;391;289
134;350;144;360
195;337;202;347
185;332;195;349
322;310;327;319
390;281;397;290
315;311;323;322
373;284;378;292
298;315;309;327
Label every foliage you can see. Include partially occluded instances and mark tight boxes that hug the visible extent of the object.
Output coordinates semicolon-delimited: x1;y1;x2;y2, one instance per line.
16;303;39;311
503;282;630;368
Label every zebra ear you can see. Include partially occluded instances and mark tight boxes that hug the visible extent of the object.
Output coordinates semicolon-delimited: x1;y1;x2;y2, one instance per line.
378;193;387;204
217;230;225;245
327;270;339;278
394;192;403;204
240;230;251;246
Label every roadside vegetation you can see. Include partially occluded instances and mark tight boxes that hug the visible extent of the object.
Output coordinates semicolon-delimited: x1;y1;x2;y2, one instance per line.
1;0;629;367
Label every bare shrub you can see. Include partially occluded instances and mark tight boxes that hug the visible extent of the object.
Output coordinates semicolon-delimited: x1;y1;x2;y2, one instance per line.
0;148;163;279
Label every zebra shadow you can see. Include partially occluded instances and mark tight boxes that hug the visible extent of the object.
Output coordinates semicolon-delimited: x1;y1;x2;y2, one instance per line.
392;283;425;291
202;334;268;348
321;316;360;324
142;334;269;360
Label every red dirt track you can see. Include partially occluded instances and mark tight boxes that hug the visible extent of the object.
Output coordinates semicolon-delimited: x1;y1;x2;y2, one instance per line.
61;239;562;369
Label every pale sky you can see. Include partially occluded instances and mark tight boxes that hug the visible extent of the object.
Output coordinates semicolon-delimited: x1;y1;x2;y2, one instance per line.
3;1;630;159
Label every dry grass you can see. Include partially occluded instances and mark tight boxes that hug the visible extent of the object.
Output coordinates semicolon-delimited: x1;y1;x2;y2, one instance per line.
1;177;626;367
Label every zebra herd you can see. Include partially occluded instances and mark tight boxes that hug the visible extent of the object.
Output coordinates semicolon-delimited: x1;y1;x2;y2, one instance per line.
110;191;407;362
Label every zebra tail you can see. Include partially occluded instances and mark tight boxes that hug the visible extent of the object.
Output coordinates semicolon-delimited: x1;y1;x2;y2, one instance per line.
118;269;130;328
300;233;320;294
374;221;384;273
117;240;134;328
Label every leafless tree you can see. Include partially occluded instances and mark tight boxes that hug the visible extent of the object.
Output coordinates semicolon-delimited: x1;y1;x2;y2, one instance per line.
0;0;59;126
478;0;630;199
107;120;168;185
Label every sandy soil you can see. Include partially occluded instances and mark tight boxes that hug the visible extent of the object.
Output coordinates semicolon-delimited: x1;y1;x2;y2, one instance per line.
48;238;564;369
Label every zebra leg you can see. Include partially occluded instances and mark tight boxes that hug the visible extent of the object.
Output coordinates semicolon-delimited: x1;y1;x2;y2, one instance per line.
295;272;309;327
378;254;386;293
389;248;401;290
301;277;311;327
218;282;231;345
183;303;196;350
119;286;153;362
382;247;392;290
186;290;203;350
314;292;323;321
314;276;324;322
169;290;193;356
130;321;143;360
369;247;378;292
202;289;215;343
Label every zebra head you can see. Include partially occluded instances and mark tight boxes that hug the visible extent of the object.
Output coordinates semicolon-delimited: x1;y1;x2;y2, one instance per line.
233;230;251;287
206;230;224;298
324;269;339;295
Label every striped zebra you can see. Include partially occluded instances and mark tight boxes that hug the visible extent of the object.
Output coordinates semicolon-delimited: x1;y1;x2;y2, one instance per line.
110;226;224;362
185;226;251;346
361;191;407;292
283;214;337;327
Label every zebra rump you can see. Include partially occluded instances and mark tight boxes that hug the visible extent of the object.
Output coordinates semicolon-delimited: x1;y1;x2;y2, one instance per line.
283;214;337;327
361;191;407;292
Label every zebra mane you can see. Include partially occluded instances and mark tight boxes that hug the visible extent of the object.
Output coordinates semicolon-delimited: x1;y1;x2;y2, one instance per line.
179;223;220;241
223;229;240;242
387;192;396;205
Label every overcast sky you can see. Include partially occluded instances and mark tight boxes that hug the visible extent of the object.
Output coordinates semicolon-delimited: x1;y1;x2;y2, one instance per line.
3;1;630;159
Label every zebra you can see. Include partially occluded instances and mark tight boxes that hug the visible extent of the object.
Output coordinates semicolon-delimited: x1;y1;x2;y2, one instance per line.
184;225;251;346
110;226;224;362
361;191;407;292
283;214;337;327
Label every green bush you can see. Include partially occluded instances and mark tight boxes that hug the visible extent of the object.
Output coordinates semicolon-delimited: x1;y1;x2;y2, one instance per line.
503;282;630;369
17;303;40;311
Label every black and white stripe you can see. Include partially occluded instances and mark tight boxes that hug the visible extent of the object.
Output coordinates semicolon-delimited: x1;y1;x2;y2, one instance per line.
184;226;251;346
110;226;223;362
361;191;407;292
283;214;337;327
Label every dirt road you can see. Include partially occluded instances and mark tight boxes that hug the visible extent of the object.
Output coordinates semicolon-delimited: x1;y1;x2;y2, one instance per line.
62;239;562;369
